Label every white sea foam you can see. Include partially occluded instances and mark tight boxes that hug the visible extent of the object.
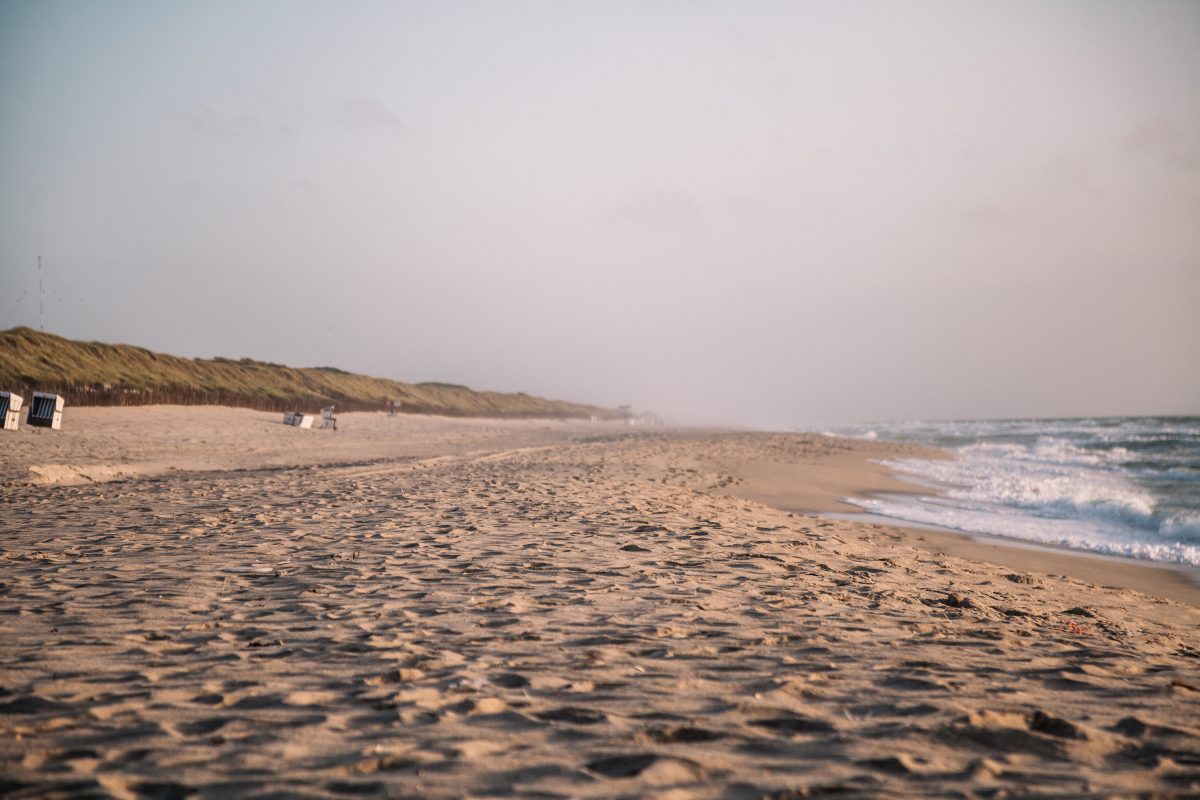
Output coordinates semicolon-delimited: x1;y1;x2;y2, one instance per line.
879;447;1157;525
833;416;1200;568
854;494;1200;567
1161;512;1200;539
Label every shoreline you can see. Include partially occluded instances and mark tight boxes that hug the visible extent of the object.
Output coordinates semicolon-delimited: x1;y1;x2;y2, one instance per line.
830;507;1200;606
848;464;1200;607
653;431;1200;606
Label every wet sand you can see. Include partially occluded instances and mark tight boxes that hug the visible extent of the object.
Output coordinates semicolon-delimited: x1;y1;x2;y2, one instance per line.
2;407;1198;798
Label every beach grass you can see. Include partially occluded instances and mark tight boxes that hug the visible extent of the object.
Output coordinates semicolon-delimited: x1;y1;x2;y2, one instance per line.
0;326;614;417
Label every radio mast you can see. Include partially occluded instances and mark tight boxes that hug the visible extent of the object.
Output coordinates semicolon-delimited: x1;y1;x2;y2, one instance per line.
38;256;44;332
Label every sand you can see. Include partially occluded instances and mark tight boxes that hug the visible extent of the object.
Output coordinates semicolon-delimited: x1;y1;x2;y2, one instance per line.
2;407;1198;798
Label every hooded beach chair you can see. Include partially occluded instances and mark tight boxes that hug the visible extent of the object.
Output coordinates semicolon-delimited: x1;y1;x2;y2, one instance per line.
0;392;22;431
27;392;64;429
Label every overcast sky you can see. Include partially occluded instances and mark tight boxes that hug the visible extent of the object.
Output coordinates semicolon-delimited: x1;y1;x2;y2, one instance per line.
2;1;1197;427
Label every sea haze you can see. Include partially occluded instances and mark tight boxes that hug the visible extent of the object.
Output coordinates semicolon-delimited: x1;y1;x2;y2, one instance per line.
827;417;1200;568
2;3;1198;426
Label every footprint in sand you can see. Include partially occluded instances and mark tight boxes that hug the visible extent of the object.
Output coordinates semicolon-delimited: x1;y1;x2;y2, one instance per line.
175;717;232;736
586;753;706;784
940;708;1086;758
643;725;724;743
534;706;607;724
749;714;835;735
489;672;530;689
878;675;946;692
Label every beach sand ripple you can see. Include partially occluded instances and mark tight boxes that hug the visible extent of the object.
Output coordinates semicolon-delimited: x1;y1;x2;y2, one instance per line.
1;411;1198;797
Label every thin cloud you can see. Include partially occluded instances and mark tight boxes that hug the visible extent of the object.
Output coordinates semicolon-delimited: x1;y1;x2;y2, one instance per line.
178;103;299;144
1122;118;1200;170
606;189;705;230
336;98;407;136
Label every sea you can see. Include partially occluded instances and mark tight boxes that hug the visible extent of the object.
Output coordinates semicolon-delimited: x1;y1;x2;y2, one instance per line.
824;417;1200;569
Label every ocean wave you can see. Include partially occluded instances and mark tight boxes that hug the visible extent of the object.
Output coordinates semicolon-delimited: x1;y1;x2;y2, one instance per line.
1160;512;1200;542
852;495;1200;568
880;450;1158;527
832;416;1200;568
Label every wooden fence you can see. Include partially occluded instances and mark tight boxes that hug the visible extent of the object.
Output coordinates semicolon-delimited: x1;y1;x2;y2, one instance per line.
3;383;594;418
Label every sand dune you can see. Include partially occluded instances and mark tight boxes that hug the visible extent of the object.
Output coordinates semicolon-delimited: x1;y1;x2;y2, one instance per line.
1;408;1198;798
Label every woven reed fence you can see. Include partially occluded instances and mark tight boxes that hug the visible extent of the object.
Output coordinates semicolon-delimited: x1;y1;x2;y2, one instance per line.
3;383;594;418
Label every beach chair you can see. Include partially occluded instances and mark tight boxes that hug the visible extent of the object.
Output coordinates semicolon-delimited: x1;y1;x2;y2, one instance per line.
27;392;64;430
1;392;22;431
321;405;337;431
283;412;315;428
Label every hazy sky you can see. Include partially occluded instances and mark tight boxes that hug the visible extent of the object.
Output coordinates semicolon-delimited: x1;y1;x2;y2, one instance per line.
2;1;1198;427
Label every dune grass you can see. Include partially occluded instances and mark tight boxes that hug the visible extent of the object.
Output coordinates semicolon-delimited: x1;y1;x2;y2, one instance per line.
0;327;614;418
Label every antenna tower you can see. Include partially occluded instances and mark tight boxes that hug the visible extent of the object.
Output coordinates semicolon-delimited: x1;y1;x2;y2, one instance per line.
38;256;45;332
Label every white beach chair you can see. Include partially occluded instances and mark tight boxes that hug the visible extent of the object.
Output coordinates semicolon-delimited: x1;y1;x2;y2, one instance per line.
1;392;23;431
321;405;337;431
27;392;64;430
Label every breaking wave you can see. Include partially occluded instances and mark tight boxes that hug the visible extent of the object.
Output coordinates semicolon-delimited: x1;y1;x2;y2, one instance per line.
828;417;1200;567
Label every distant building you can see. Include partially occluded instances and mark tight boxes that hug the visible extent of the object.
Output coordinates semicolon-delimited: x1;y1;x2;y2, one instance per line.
619;407;666;427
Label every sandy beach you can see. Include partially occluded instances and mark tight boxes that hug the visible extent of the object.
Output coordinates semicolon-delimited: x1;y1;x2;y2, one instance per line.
2;407;1198;798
